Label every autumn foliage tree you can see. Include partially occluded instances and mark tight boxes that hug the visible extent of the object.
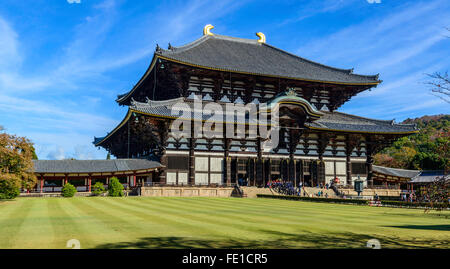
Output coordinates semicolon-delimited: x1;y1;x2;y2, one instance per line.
0;133;37;199
374;115;449;171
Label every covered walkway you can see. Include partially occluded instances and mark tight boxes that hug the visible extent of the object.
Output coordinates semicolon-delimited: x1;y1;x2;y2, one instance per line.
31;159;163;193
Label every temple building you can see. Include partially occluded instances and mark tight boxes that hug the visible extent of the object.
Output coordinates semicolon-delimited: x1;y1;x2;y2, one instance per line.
93;25;418;189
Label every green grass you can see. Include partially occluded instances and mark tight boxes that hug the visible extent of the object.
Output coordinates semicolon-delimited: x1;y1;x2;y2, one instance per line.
0;197;449;249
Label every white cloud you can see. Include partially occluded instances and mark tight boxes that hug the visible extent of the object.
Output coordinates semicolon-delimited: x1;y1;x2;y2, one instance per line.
293;0;450;120
46;147;65;160
67;0;81;4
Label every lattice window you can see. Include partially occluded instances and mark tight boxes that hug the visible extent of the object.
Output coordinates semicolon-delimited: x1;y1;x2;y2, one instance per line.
351;162;367;175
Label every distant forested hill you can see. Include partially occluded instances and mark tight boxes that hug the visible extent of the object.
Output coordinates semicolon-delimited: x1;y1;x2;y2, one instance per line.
374;114;449;171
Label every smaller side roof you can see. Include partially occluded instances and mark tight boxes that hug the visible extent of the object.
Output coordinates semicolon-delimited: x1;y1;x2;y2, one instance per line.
33;159;162;174
372;165;421;179
410;170;449;183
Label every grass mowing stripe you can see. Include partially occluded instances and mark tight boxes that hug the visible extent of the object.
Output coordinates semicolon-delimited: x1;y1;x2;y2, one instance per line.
121;197;315;240
0;197;448;249
103;197;259;240
138;197;450;240
68;198;142;244
11;199;55;249
167;198;386;235
0;199;34;248
162;197;378;231
63;198;136;248
46;198;97;249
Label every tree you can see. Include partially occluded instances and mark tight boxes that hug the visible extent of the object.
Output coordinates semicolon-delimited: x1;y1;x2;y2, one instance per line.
0;133;37;199
374;115;449;170
416;176;449;212
92;181;106;196
108;177;124;197
426;27;450;103
106;152;111;160
61;183;77;197
426;72;450;103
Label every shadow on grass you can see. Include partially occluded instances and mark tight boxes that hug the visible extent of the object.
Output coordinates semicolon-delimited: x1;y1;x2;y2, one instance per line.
386;225;450;231
94;229;449;249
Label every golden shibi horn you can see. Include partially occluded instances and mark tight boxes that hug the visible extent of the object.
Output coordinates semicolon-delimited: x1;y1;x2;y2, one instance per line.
203;24;214;36
256;32;266;43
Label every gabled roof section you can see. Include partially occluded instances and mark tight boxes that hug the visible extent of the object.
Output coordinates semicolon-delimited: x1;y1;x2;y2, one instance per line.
33;159;162;174
157;34;381;85
116;33;381;105
372;165;421;179
307;111;418;134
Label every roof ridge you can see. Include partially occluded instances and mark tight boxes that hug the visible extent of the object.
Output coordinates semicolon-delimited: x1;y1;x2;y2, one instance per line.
261;43;379;80
158;34;211;55
372;165;420;172
328;111;401;125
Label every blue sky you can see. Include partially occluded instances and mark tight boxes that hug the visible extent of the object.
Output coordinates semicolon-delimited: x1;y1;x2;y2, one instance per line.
0;0;449;160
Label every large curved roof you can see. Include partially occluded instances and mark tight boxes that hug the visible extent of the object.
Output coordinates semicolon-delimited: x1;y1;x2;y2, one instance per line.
157;34;380;85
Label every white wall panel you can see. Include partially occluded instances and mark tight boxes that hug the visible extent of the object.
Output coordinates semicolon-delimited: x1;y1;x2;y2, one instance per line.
195;173;209;185
178;172;188;184
195;157;209;171
325;161;334;175
210;173;222;184
210;158;223;172
167;172;177;185
336;162;346;175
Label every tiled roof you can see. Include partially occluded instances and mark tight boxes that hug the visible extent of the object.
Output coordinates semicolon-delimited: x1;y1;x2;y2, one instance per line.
33;159;162;174
410;170;449;183
372;165;421;179
128;98;417;134
157;34;380;85
308;112;418;133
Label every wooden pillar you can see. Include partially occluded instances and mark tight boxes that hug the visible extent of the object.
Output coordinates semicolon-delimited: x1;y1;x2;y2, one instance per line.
253;158;257;186
64;174;68;185
225;157;231;185
255;137;263;187
346;154;352;186
88;175;92;192
189;120;196;185
133;172;137;187
224;138;231;186
366;154;374;188
289;156;296;186
40;175;44;193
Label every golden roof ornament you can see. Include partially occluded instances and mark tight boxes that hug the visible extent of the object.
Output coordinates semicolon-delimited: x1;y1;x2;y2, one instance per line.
256;32;266;43
203;24;214;36
286;87;297;96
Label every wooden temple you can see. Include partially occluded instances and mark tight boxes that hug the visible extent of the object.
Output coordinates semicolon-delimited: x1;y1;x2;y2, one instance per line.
94;25;418;188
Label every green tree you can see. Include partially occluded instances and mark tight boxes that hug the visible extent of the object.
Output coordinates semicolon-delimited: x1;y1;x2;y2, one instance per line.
92;181;106;196
108;177;124;197
0;133;37;199
61;183;77;197
375;115;449;171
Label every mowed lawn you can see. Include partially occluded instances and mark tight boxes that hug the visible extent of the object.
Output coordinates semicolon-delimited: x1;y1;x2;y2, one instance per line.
0;197;449;249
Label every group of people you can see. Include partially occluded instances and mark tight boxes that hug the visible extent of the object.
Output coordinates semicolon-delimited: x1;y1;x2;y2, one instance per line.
266;180;300;196
400;192;416;202
266;179;335;198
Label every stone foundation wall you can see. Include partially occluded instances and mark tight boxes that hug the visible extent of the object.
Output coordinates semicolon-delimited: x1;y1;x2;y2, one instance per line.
240;187;280;198
339;188;402;197
140;187;234;197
